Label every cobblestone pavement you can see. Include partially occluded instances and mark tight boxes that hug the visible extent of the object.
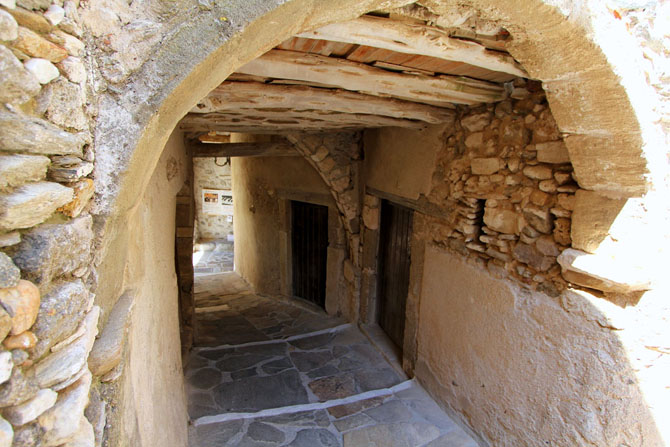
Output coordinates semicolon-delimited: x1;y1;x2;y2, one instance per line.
187;273;478;446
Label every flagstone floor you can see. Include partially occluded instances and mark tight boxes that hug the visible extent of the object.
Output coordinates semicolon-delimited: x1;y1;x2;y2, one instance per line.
186;273;478;447
194;239;235;275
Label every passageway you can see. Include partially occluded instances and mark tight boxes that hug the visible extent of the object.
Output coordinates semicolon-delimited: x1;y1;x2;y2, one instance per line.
160;5;668;447
185;273;478;446
0;0;666;446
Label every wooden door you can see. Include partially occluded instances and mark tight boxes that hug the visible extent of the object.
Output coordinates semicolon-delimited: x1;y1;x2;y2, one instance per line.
291;201;329;308
378;200;413;350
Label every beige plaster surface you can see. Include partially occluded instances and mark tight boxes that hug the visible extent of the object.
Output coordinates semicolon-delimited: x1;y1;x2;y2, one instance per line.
363;125;448;201
416;246;663;446
232;155;332;295
115;130;190;447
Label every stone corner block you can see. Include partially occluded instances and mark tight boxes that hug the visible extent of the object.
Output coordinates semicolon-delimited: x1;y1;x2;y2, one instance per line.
571;190;627;253
88;291;134;377
557;248;652;294
12;214;93;288
0;182;73;232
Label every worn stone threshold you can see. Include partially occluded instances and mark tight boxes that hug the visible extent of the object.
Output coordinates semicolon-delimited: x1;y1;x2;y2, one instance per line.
359;323;405;378
194;378;414;426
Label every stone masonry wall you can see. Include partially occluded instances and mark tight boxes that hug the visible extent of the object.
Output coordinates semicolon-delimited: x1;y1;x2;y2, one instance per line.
0;0;103;446
193;157;233;242
362;81;579;299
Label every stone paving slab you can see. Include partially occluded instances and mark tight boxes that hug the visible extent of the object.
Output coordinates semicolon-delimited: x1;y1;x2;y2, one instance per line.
187;272;478;447
193;273;346;347
194;240;234;275
189;381;478;447
185;326;405;418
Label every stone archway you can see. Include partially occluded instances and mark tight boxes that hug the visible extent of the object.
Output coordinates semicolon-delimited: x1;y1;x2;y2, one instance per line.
84;1;668;446
92;0;666;312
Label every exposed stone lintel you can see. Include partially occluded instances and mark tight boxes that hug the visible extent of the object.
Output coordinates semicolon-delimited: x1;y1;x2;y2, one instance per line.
557;248;652;294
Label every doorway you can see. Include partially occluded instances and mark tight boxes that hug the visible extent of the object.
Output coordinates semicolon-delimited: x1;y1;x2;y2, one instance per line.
291;200;329;308
377;199;414;351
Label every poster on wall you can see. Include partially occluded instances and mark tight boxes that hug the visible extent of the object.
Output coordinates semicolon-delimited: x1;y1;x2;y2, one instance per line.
202;189;233;216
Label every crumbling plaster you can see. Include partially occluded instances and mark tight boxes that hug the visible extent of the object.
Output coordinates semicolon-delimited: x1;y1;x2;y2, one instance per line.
417;247;664;446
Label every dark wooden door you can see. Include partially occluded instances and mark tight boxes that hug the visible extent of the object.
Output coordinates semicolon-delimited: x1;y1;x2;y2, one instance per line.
291;201;329;308
378;200;413;350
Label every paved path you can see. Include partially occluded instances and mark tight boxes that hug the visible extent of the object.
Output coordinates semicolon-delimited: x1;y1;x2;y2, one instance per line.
186;273;478;446
194;239;234;275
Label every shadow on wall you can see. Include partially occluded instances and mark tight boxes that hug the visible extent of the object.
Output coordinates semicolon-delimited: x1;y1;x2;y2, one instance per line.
416;247;666;447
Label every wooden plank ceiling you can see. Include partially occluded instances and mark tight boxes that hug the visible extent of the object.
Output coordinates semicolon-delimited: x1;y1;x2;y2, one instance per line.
180;9;525;138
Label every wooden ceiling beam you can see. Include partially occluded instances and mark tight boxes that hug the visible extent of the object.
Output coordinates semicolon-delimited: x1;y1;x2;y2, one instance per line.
180;108;428;133
295;15;527;78
237;50;505;106
192;82;456;124
190;141;299;158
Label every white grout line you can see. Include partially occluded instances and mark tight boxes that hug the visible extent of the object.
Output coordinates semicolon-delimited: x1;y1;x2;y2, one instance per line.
193;323;352;352
193;379;415;427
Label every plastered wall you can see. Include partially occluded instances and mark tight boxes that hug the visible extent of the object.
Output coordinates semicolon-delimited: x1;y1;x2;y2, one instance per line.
111;130;190;447
232;155;332;295
363;125;447;201
416;247;661;446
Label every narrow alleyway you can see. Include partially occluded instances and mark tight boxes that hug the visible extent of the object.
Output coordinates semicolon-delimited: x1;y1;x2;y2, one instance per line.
185;273;478;446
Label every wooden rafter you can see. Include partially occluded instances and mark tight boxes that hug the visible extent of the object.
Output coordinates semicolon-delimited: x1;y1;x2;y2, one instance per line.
179;108;427;133
237;50;505;106
295;15;526;77
191;82;456;124
190;141;298;158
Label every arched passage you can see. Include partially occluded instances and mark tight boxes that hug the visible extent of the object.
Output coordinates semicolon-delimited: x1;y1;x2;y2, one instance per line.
92;0;667;315
86;1;668;446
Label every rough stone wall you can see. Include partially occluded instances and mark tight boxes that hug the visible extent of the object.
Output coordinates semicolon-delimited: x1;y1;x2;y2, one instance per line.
0;1;103;445
361;84;577;299
193;157;233;242
419;83;575;298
